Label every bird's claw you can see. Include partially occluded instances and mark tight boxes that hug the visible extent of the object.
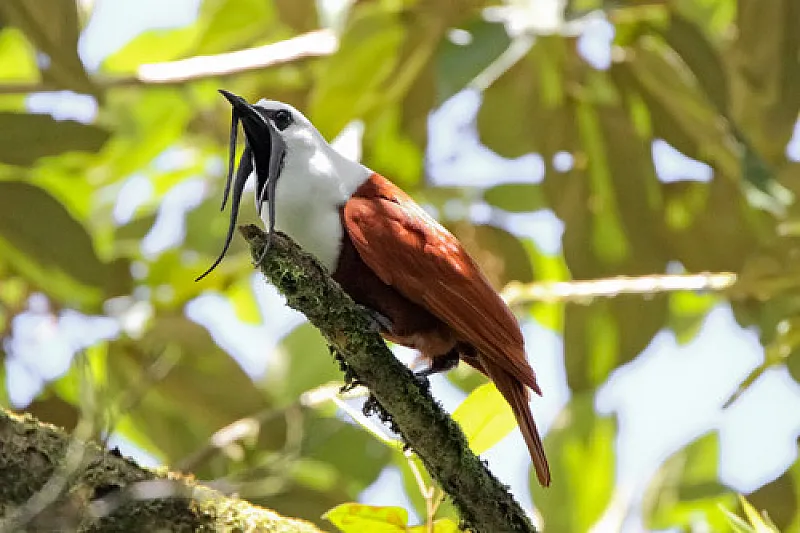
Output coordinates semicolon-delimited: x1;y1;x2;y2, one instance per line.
356;305;392;333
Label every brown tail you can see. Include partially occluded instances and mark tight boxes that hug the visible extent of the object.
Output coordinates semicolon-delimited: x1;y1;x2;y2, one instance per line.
489;366;551;487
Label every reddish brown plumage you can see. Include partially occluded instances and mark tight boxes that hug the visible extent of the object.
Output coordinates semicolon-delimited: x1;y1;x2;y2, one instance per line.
332;173;551;487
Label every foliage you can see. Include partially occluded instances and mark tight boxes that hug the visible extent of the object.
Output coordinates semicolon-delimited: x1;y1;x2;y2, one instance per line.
0;0;799;531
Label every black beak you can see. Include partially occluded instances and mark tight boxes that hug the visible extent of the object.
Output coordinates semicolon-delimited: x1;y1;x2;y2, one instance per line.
195;90;287;281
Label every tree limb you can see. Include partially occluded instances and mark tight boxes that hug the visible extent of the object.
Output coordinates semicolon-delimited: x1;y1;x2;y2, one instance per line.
239;225;537;533
0;30;337;94
0;408;324;532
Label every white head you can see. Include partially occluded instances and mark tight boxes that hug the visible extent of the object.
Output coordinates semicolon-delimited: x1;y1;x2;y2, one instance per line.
196;91;369;280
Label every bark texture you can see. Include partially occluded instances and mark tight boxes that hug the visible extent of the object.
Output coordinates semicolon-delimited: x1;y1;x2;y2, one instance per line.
0;409;324;532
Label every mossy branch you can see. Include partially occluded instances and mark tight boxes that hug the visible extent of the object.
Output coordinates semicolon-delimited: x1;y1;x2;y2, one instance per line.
0;409;324;532
239;225;537;533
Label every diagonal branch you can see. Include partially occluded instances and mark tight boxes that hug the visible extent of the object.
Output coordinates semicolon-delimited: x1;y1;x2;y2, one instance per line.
238;225;537;533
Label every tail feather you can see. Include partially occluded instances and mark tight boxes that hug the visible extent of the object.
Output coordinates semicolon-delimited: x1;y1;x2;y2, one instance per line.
488;364;551;487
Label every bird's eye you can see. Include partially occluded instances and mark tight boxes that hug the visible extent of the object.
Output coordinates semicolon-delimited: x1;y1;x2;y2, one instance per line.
273;109;293;131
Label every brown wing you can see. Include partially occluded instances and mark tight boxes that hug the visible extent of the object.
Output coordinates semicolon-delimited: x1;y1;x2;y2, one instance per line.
343;173;540;394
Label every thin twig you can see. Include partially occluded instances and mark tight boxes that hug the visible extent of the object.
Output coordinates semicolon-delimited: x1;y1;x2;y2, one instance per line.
501;272;737;305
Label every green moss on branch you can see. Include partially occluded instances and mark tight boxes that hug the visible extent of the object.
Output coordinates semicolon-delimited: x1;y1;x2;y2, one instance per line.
239;225;537;533
0;409;323;532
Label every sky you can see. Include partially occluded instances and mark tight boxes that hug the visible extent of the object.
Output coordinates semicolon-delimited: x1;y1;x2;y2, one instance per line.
6;0;800;531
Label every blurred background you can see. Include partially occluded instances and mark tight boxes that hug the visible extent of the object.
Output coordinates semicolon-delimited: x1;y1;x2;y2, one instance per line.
0;0;799;531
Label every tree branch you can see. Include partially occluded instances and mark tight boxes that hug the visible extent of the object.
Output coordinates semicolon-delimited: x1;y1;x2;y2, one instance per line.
0;408;324;532
238;225;537;533
0;30;338;94
501;271;738;305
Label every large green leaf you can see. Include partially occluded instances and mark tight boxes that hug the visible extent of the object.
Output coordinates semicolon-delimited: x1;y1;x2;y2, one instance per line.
274;0;318;33
728;0;800;164
0;113;109;166
308;4;406;138
612;36;738;177
656;12;728;116
447;222;534;288
642;431;736;531
0;0;95;94
193;0;279;54
303;416;391;497
263;322;342;404
483;183;547;213
0;27;39;82
530;393;616;532
747;456;800;533
479;36;580;160
324;503;408;532
0;181;131;310
101;27;199;73
436;18;510;104
540;101;669;390
452;382;516;455
105;314;275;468
97;88;192;183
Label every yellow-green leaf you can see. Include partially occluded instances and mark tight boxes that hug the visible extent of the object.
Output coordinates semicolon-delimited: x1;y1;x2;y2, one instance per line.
452;383;516;455
323;503;408;533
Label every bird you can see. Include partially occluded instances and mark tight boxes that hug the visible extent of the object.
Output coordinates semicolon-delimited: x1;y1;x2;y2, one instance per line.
196;90;551;487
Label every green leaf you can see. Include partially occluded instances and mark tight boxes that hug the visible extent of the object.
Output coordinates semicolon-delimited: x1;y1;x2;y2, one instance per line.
746;456;800;532
0;113;109;166
642;431;736;531
452;382;516;455
303;416;391;497
324;503;408;533
614;37;738;178
562;296;667;391
226;277;262;325
447;223;534;289
0;27;39;82
309;4;405;138
728;0;800;163
479;36;579;160
788;350;800;384
363;104;424;189
0;0;95;94
436;19;510;104
483;183;547;213
738;496;780;533
102;27;199;73
273;0;318;33
106;314;275;466
95;88;192;185
669;290;719;344
0;181;131;310
657;13;728;115
194;0;278;54
263;322;342;403
530;393;616;532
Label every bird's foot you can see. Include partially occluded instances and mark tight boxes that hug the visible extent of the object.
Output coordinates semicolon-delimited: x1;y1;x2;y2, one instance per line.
251;231;274;268
356;305;392;333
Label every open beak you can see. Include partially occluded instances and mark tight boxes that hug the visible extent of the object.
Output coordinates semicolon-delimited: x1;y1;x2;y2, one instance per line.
195;90;287;281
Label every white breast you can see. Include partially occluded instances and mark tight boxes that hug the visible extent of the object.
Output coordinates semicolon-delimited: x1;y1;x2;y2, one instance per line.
256;138;370;271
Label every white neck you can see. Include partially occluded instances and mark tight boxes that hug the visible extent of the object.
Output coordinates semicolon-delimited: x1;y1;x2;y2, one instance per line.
257;132;371;270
